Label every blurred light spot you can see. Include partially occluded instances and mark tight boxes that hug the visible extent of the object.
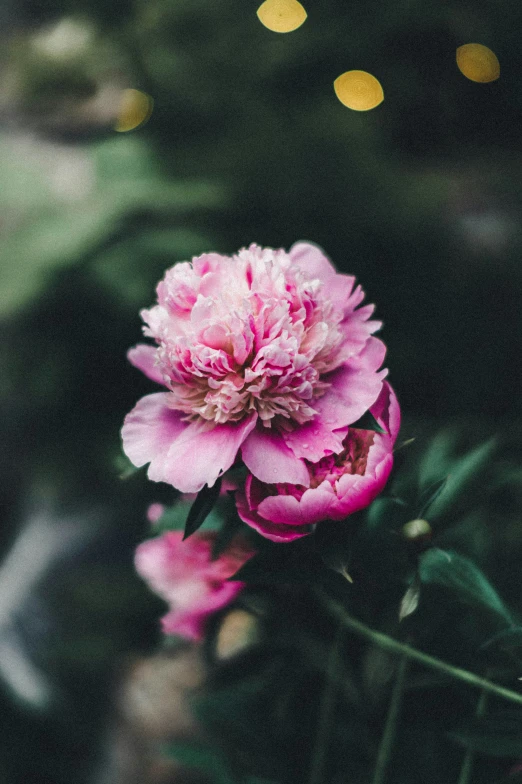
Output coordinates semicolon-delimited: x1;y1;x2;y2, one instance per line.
456;43;500;83
114;89;154;133
147;503;165;524
458;210;518;255
32;17;93;61
256;0;307;33
215;610;259;660
334;70;384;111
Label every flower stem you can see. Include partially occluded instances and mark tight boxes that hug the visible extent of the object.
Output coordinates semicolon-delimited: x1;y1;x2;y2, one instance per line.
457;689;488;784
308;623;344;784
372;655;408;784
318;592;522;707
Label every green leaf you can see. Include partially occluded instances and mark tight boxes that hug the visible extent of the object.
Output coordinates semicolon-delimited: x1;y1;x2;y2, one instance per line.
449;709;522;757
417;477;448;518
184;478;223;540
419;548;513;623
349;410;386;434
418;430;457;490
423;438;497;521
366;496;408;530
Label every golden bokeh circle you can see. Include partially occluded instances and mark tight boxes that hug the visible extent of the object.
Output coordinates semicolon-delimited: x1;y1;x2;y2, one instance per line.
114;89;154;133
333;70;384;111
256;0;307;33
456;43;500;83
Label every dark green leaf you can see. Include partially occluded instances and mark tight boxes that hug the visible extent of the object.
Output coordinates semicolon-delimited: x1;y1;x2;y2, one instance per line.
183;477;223;540
417;477;448;518
349;410;386;434
418;430;458;490
366;496;408;530
424;439;497;521
419;548;513;623
449;709;522;757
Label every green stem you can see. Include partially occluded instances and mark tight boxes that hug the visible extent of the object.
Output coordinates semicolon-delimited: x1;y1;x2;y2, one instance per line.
308;624;344;784
372;655;409;784
318;592;522;707
457;689;488;784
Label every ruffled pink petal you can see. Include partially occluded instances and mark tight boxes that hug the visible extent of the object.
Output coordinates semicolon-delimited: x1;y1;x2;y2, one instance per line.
315;337;387;429
334;452;394;518
258;481;336;526
121;393;186;482
162;413;258;493
369;381;401;440
282;419;348;462
235;492;310;542
289;241;338;281
241;426;310;486
340;303;382;355
289;242;356;312
127;344;165;386
330;386;399;518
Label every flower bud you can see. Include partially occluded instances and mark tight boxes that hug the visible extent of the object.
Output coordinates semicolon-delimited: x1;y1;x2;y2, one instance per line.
402;519;432;544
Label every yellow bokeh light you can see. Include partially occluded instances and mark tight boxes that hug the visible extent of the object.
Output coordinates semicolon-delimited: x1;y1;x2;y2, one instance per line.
114;89;154;133
333;70;384;111
256;0;307;33
456;43;500;83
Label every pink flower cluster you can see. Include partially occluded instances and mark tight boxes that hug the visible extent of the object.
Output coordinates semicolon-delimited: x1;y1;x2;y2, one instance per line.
122;242;389;502
135;531;253;641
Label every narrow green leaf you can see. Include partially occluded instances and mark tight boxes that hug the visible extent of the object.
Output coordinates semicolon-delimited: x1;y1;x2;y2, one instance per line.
418;430;457;490
419;548;513;623
349;410;386;434
425;438;496;521
183;477;223;540
366;496;408;530
417;477;448;518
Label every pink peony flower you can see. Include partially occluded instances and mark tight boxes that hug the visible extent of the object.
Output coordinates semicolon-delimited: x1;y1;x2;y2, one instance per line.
122;242;387;493
235;382;400;542
134;530;253;641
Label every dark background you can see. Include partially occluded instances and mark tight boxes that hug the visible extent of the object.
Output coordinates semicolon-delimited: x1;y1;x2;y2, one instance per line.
1;1;522;781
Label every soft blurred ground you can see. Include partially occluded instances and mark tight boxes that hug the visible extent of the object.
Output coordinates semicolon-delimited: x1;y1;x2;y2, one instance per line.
2;1;522;782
